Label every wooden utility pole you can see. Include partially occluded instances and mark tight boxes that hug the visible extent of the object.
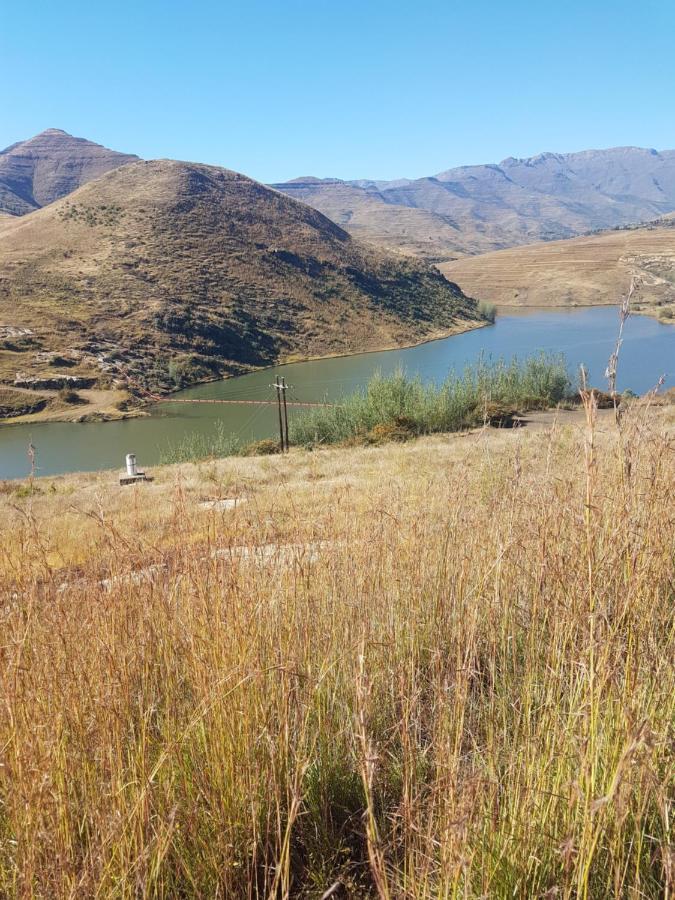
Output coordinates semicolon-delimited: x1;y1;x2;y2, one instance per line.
281;377;290;452
272;376;291;452
273;376;285;453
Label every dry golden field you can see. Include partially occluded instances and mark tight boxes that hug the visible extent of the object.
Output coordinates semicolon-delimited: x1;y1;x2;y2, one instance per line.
442;221;675;320
0;403;673;897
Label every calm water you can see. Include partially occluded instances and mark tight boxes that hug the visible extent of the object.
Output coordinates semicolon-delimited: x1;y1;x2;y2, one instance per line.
1;306;672;480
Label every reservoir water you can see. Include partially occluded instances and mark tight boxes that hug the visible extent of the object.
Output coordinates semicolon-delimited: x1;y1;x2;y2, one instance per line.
1;306;672;480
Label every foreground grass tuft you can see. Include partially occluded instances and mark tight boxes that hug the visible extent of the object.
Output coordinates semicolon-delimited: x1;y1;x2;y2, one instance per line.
0;398;672;897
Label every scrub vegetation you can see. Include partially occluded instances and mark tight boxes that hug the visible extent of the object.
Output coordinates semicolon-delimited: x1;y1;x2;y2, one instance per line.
0;391;672;898
0;159;482;394
291;354;570;447
160;355;572;463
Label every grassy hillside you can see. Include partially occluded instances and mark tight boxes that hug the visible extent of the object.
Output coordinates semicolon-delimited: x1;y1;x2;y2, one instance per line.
441;216;675;319
0;160;482;400
0;399;673;896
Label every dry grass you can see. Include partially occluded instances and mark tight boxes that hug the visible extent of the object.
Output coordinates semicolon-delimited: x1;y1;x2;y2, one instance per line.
0;387;139;426
441;220;675;319
0;404;673;897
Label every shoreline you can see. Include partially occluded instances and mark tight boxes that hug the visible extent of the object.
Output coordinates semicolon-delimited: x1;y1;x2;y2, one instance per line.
3;399;673;484
1;301;670;439
0;317;489;427
493;300;675;324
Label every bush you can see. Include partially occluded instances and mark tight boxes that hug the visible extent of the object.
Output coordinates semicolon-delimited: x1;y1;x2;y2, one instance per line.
480;401;521;428
159;422;243;464
168;355;216;389
57;388;85;405
579;388;616;409
348;416;417;446
241;438;281;456
158;357;572;463
477;299;497;323
48;355;77;368
291;355;571;448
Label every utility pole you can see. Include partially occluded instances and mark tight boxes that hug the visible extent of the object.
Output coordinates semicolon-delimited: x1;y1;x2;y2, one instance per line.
27;437;37;494
281;377;290;453
272;376;289;453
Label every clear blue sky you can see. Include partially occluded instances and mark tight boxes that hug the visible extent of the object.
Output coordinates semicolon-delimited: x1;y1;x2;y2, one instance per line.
2;0;674;183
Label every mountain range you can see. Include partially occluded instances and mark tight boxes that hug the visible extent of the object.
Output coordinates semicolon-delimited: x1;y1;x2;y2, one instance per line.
4;131;675;265
0;151;479;398
273;148;675;259
1;128;674;413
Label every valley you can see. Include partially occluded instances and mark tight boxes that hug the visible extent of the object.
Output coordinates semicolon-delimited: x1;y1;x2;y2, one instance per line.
1;305;672;479
5;0;675;890
0;129;672;442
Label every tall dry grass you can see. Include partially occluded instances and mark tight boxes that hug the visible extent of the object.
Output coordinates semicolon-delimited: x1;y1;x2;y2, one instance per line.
0;402;672;897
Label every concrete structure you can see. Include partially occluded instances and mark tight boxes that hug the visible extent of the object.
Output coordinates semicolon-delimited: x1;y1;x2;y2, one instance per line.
119;453;153;485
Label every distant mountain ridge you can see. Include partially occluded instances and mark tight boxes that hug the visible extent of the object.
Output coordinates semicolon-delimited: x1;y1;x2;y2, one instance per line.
5;131;675;266
0;129;138;216
0;158;480;393
273;147;675;260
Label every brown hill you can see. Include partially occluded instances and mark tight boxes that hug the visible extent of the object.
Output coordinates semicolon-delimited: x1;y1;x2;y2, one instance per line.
441;216;675;320
0;159;481;394
0;129;138;216
274;147;675;262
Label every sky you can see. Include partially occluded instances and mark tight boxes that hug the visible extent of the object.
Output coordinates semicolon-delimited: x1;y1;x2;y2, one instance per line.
2;0;674;183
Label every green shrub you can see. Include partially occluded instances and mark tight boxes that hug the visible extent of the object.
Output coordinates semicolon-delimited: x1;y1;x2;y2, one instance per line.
159;357;572;462
12;483;42;498
291;355;571;448
477;299;497;322
159;422;243;464
57;387;85;404
168;355;216;389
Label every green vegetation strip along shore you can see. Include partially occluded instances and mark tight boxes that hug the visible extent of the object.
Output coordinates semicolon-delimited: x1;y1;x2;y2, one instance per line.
291;355;570;447
162;355;571;463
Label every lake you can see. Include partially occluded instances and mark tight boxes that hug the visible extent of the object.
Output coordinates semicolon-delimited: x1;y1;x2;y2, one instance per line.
1;306;672;480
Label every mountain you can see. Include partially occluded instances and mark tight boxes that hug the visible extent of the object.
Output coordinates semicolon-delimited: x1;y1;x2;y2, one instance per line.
6;132;675;269
0;159;481;393
0;129;138;216
274;178;472;260
273;147;675;261
441;215;675;319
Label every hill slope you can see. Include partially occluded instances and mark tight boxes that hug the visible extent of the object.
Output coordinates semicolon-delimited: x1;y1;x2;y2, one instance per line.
0;129;138;216
274;147;675;261
441;216;675;319
0;159;481;393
